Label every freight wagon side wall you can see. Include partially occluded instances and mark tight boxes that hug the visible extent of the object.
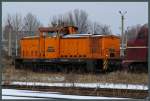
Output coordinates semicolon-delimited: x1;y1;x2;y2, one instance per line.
125;31;148;62
125;47;147;62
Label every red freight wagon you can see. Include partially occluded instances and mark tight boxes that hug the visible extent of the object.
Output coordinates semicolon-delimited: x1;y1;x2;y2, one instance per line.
122;26;148;72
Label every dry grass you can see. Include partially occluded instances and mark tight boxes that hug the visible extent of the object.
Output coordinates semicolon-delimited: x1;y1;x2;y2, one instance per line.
2;59;148;98
3;66;65;83
2;64;148;84
75;71;148;84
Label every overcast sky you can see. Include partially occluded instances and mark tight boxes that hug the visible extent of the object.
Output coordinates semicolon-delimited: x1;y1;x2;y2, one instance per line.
2;2;148;34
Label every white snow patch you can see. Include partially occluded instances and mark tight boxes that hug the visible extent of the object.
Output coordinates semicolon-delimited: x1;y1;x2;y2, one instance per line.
9;82;148;90
2;96;44;99
2;89;130;100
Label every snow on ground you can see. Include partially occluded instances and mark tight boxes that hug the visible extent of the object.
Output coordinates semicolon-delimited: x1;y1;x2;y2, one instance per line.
2;96;44;99
2;89;130;100
8;82;148;90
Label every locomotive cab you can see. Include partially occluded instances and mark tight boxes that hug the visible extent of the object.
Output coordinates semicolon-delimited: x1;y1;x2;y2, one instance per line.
39;26;78;37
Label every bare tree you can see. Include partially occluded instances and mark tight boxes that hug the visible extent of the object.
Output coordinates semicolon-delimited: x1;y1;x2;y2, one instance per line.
50;9;90;33
2;26;4;42
101;24;112;35
50;14;65;27
89;22;112;35
70;9;89;33
3;14;13;57
50;9;112;34
13;14;23;56
89;22;101;34
3;14;13;41
3;13;22;57
143;23;148;28
12;14;22;33
4;13;23;40
23;13;42;36
125;24;142;41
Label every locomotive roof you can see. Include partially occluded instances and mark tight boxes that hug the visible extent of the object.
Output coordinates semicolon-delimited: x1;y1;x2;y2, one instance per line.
21;36;40;39
62;34;120;38
22;34;120;39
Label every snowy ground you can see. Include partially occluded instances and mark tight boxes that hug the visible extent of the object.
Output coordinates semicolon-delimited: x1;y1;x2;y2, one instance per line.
2;96;44;99
5;81;148;90
2;89;131;100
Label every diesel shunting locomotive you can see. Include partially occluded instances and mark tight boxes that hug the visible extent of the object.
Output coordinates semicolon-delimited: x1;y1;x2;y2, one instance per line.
15;26;121;72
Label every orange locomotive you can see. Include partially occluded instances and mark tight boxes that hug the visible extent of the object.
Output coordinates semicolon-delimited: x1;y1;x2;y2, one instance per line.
15;26;121;72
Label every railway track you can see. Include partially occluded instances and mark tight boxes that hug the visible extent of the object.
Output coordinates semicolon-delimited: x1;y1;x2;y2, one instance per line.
2;84;148;99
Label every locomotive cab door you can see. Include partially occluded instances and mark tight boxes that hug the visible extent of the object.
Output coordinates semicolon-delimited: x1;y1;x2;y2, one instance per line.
39;32;46;58
90;37;100;58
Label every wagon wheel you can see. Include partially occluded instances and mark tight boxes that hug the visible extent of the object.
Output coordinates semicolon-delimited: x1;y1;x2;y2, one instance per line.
138;63;147;73
128;64;138;72
32;64;37;72
128;64;134;72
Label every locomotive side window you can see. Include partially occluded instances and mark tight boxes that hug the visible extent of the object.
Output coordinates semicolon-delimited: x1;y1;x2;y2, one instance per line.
47;32;52;37
43;32;47;36
47;31;57;37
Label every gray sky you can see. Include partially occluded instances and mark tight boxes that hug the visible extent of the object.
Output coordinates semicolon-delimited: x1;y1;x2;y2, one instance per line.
2;2;148;34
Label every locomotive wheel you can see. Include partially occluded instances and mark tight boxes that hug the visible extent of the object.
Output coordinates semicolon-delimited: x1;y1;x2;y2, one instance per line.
86;60;95;73
32;64;37;72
